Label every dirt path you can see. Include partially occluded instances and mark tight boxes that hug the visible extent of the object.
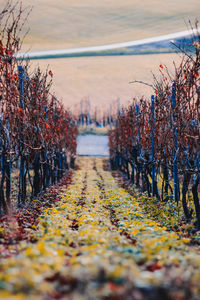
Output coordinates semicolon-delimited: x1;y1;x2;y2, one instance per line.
0;157;200;299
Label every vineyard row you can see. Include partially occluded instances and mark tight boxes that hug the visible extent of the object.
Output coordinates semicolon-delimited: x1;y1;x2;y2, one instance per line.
0;3;77;214
109;31;200;227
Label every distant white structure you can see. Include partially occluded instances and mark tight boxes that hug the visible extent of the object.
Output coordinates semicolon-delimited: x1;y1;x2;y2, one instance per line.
16;28;200;60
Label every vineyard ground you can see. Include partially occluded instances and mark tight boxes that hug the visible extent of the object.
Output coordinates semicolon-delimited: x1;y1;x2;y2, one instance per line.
0;157;200;299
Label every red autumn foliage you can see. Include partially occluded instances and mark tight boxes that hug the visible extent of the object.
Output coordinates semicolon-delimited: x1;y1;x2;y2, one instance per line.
0;1;78;213
109;24;200;228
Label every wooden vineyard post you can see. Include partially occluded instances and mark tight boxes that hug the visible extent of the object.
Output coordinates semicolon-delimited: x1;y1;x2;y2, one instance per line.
18;66;26;206
80;101;84;126
135;104;144;188
135;105;141;156
88;100;91;125
197;152;200;186
5;122;11;205
118;98;121;116
43;106;48;189
171;81;180;204
95;106;97;126
151;95;156;196
110;104;112;129
0;115;8;213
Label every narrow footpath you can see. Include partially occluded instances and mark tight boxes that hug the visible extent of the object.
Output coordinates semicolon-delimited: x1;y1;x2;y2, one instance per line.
0;157;200;299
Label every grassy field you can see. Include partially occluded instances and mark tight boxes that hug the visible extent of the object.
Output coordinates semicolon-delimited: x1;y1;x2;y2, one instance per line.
78;126;109;136
0;0;199;51
0;0;198;110
27;53;181;111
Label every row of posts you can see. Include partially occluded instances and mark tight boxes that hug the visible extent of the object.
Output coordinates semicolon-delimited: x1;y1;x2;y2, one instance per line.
0;66;70;210
112;83;180;203
79;98;121;128
136;83;180;203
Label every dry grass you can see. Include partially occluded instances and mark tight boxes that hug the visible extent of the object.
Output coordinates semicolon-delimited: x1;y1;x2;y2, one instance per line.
28;53;181;111
0;0;199;51
0;0;198;110
78;126;109;136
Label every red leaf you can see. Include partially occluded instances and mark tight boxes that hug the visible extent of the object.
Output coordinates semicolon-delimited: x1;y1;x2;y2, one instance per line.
18;107;24;115
49;70;53;78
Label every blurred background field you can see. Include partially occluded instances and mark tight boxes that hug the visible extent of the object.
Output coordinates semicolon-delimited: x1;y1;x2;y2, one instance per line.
78;125;108;136
26;53;181;111
2;0;198;51
0;0;199;110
